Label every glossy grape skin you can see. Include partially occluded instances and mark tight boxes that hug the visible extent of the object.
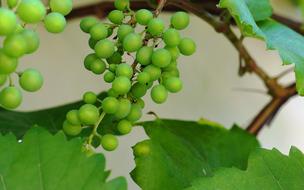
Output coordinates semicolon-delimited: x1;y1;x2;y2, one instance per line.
80;17;99;33
171;12;190;30
108;64;117;72
114;0;129;11
62;120;82;136
49;0;73;16
0;8;17;36
117;119;132;135
123;33;143;52
147;18;165;36
90;59;106;75
0;75;7;86
143;65;161;81
107;88;119;98
115;64;133;78
135;9;153;25
3;34;27;58
165;46;180;60
102;97;119;114
19;69;43;92
83;91;97;104
136;98;145;108
0;49;18;74
108;10;124;24
163;28;181;47
151;84;168;104
104;71;115;83
44;12;66;33
152;49;172;68
88;38;98;50
78;104;100;125
126;104;142;122
133;141;150;157
83;53;98;71
66;109;81;125
178;38;196;56
95;39;115;58
163;77;183;93
107;52;122;64
101;134;118;151
117;24;134;41
112;76;131;95
21;29;40;54
17;0;46;23
7;0;19;8
136;46;153;65
131;83;147;98
90;23;108;41
0;86;22;109
137;72;150;84
115;98;131;119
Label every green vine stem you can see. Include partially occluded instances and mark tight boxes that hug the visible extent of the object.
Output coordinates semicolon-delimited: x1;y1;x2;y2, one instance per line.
86;111;106;149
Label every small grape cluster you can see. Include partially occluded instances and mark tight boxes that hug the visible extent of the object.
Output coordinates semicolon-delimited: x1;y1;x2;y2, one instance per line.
63;0;196;151
0;0;72;109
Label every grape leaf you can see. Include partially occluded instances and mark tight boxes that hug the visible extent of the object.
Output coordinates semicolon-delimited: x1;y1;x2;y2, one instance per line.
187;147;304;190
0;127;127;190
245;0;272;21
131;119;260;190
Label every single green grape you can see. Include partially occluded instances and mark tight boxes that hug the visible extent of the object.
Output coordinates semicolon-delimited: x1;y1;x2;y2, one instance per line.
104;71;116;83
117;24;134;41
165;46;180;60
108;10;124;24
62;120;82;136
163;28;181;47
136;46;153;65
123;33;143;52
152;49;172;68
106;52;122;64
49;0;73;16
131;83;147;98
7;0;19;9
3;34;27;58
133;141;151;157
151;84;168;104
115;64;133;78
163;77;183;93
19;69;44;92
108;88;119;97
0;86;22;109
0;75;7;86
90;59;106;74
21;29;40;54
78;104;100;125
83;91;97;104
44;12;66;33
66;109;81;125
112;76;131;95
101;134;118;151
115;98;131;119
108;64;117;72
84;53;98;71
0;8;17;36
95;39;115;58
137;72;150;84
102;97;119;114
162;69;180;80
89;23;108;41
0;49;18;74
163;61;177;72
147;18;165;36
178;37;196;56
117;119;132;135
171;11;190;30
126;104;142;122
143;65;161;81
114;0;129;11
135;9;153;25
88;38;98;50
80;17;99;33
17;0;46;23
135;98;145;108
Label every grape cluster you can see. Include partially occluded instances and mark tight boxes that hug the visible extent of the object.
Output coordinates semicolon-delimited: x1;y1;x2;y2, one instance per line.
63;0;196;151
0;0;72;109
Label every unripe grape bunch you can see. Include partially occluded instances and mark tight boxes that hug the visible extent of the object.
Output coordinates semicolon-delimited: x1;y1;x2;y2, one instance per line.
63;0;196;151
0;0;72;109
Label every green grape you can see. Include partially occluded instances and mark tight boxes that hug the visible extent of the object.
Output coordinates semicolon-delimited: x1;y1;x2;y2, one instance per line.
83;91;97;104
117;24;134;41
102;97;119;114
163;61;177;72
90;59;106;74
151;84;168;104
108;88;119;97
78;104;100;125
163;28;181;47
123;33;143;52
88;38;98;50
115;64;133;78
0;8;17;36
84;53;98;71
66;109;81;125
178;38;196;56
104;71;115;83
62;120;82;136
147;18;165;36
152;49;172;68
131;82;147;98
0;86;22;109
17;0;46;23
114;0;129;11
135;98;145;108
0;75;7;86
112;76;131;95
136;46;153;65
107;27;114;37
135;9;153;25
137;72;150;84
115;98;131;119
106;52;122;64
108;10;124;24
143;65;161;81
19;68;43;92
133;141;150;157
101;134;118;151
163;77;183;93
0;49;18;74
89;23;108;41
8;0;19;9
21;29;40;54
108;64;117;72
80;17;98;33
117;119;132;135
165;46;180;60
44;12;66;33
3;34;27;58
49;0;73;16
162;69;180;80
126;104;142;122
171;11;190;30
95;39;115;58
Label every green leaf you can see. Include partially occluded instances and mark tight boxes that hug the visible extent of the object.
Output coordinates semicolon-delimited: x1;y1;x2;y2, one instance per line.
245;0;272;21
0;127;127;190
187;147;304;190
131;119;260;190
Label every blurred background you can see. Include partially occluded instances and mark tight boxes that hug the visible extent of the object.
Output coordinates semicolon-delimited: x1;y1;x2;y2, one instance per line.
12;0;304;189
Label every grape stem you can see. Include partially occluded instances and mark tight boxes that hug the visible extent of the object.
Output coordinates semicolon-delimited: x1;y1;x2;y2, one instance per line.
86;111;106;149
